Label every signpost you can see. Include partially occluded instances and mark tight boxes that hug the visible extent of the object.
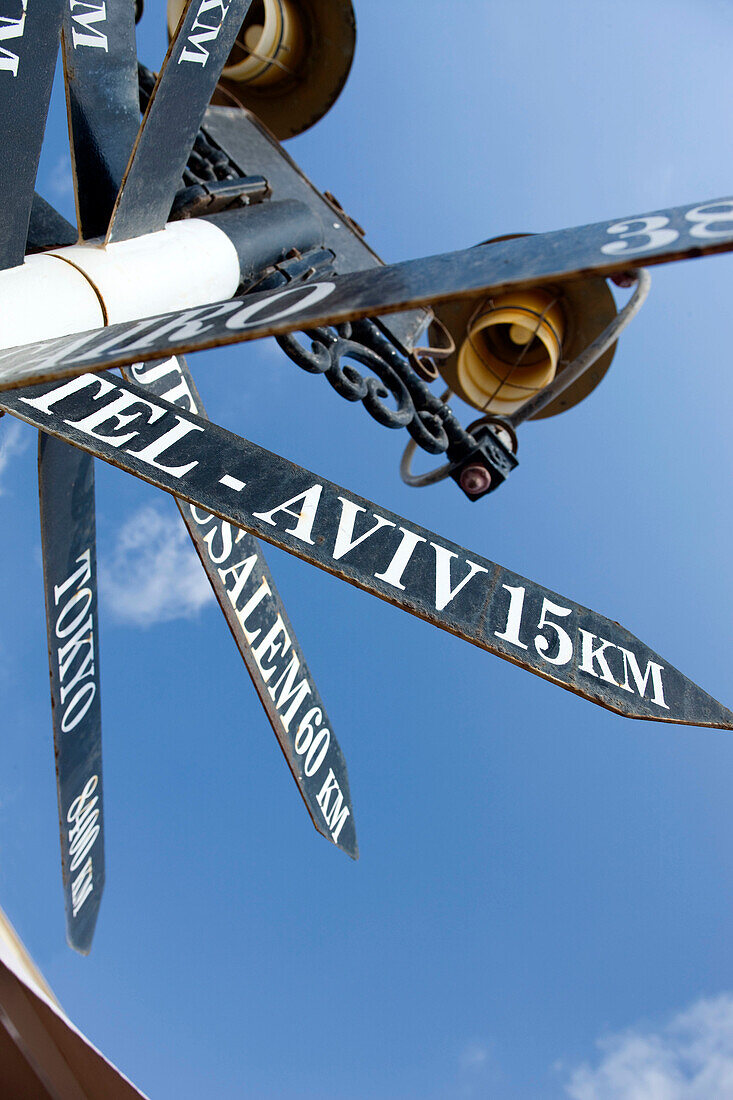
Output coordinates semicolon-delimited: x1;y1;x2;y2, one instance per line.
125;355;357;857
107;0;254;241
1;195;732;391
2;369;730;732
38;435;104;954
0;0;64;270
16;0;359;945
1;0;732;964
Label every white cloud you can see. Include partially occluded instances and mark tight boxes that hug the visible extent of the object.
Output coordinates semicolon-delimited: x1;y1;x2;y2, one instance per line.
565;994;733;1100
44;153;74;200
459;1042;490;1072
100;505;214;627
0;418;29;492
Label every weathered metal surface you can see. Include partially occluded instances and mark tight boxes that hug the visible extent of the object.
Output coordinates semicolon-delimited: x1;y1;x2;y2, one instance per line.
276;318;517;495
0;0;64;269
123;356;357;857
202;106;429;352
4;371;731;731
29;140;107;954
62;0;140;240
107;0;254;242
38;432;104;954
26;193;77;253
3;195;733;391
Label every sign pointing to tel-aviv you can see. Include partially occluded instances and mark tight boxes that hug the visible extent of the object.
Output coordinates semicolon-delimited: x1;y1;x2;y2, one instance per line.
0;196;733;391
2;370;730;731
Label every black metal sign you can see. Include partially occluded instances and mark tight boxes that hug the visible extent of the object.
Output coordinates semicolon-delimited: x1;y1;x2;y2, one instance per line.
0;0;64;269
38;432;104;954
4;371;731;731
62;0;141;241
124;356;357;857
3;195;733;391
107;0;253;242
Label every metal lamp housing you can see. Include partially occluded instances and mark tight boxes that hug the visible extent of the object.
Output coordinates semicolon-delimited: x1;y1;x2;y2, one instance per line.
432;235;619;420
167;0;357;139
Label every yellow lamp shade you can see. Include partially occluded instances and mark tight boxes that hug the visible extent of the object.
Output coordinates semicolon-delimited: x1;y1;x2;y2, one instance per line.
167;0;356;139
457;289;566;414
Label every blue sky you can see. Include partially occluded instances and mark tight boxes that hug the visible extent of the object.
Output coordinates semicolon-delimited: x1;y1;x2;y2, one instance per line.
2;1;733;1096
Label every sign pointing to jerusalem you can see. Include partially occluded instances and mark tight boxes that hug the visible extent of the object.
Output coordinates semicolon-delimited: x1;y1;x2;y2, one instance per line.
1;370;730;731
125;357;357;859
1;196;733;391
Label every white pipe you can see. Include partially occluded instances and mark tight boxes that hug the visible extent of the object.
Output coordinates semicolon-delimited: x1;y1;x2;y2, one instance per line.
0;219;242;351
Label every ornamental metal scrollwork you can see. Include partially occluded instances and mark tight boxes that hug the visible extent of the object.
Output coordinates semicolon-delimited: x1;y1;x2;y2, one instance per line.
276;319;480;461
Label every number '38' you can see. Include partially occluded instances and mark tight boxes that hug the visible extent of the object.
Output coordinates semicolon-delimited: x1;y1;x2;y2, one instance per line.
601;200;733;255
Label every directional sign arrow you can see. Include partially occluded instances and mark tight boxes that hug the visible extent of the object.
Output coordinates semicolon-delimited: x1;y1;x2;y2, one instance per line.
107;0;254;242
38;434;104;954
28;191;106;953
1;370;730;731
62;0;141;241
37;0;142;952
124;356;357;858
1;194;733;391
0;0;64;270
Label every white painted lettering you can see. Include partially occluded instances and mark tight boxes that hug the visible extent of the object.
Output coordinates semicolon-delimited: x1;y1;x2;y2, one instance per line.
53;547;91;605
20;372;101;415
578;630;618;684
304;727;330;777
127;415;203;477
430;543;489;612
333;497;395;561
225;281;336;330
233;576;271;644
374;527;426;590
178;0;230;65
294;706;321;755
71;856;93;916
316;769;350;843
55;586;92;638
69;0;108;50
59;646;94;706
61;682;96;733
67;385;163;444
618;647;669;709
252;484;323;545
57;615;92;681
269;653;312;733
0;0;27;77
251;615;291;683
218;552;257;609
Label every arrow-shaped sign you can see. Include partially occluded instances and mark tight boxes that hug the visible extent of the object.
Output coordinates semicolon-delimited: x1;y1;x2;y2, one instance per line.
2;370;730;731
1;194;733;392
61;0;141;242
124;356;357;858
0;0;64;270
38;433;104;954
107;0;253;242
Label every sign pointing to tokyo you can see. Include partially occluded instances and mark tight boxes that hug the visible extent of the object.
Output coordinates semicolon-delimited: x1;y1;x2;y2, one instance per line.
2;370;730;732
